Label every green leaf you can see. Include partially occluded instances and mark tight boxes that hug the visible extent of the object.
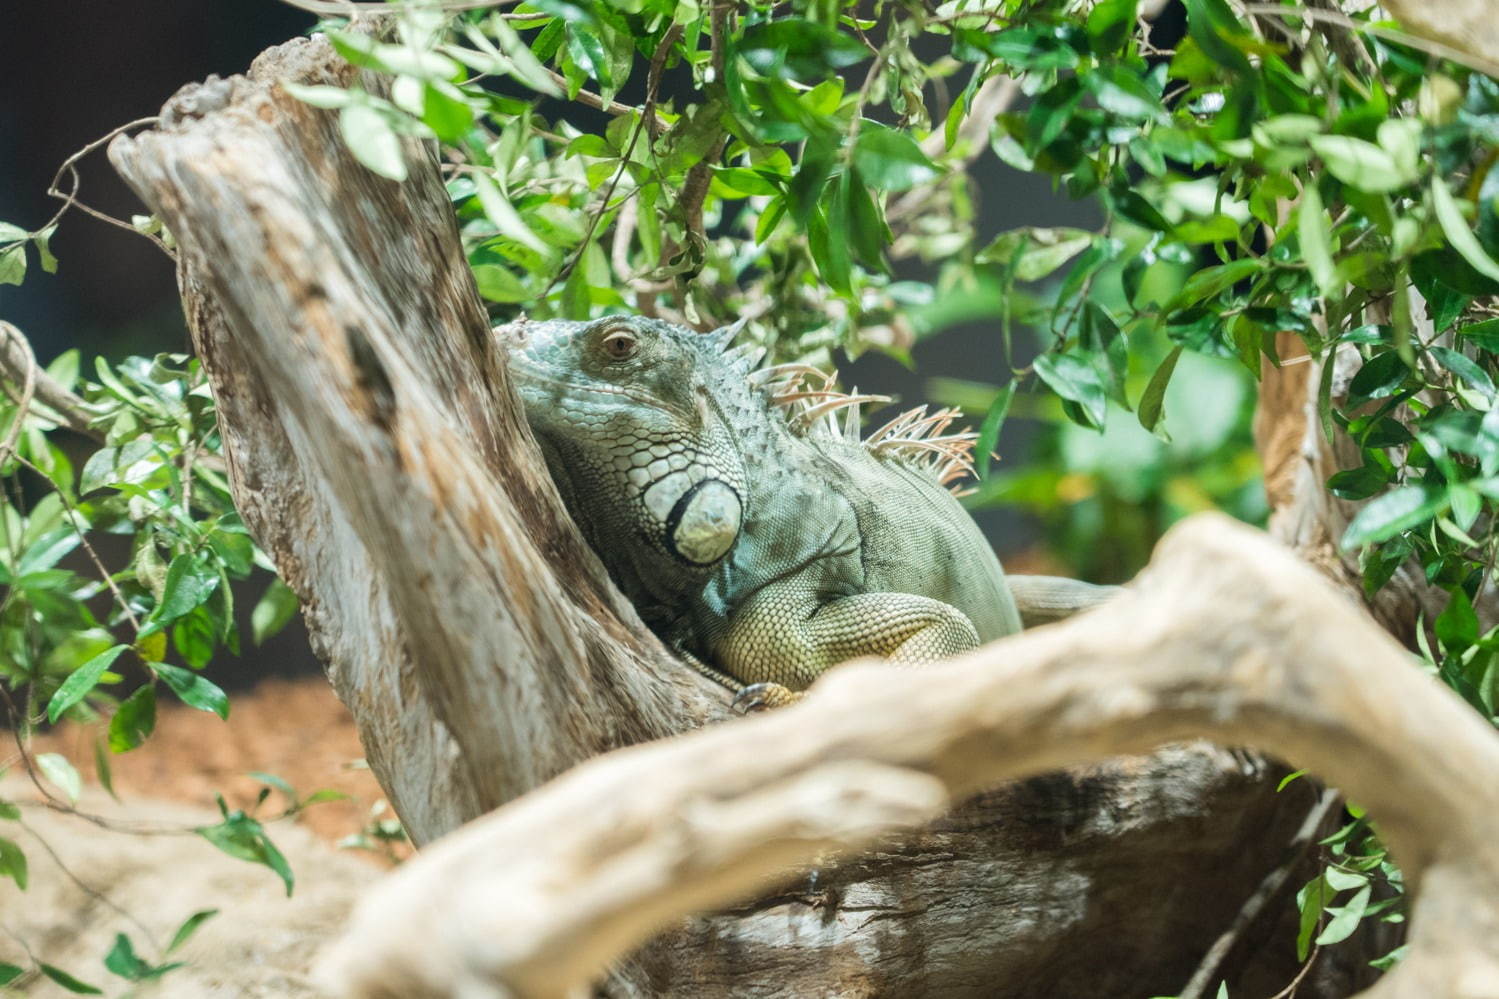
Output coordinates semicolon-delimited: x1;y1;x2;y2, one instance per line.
1112;190;1171;232
1308;135;1409;193
0;244;25;286
0;962;22;986
154;662;229;720
978;228;1093;281
809;178;851;294
37;752;81;804
1276;769;1306;792
1458;318;1499;351
150;554;220;631
737;19;868;81
1252;114;1322;147
1326;465;1388;500
1429;346;1495;397
564;24;612;89
281;82;355;109
339;103;408;182
1348;351;1411;402
1341;485;1448;548
1169;258;1263;309
472;171;552;257
18;526;80;575
1086;0;1137;52
844;169;890;271
471;264;529;303
1087;65;1163;122
1183;0;1252;75
944;88;968;151
1436;587;1479;650
853;125;939;192
33;225;58;274
975;384;1015;478
1315;884;1372;947
421;82;474;144
1376;118;1421;179
93;736;118;802
1431;175;1499;284
487;14;562;96
1296;872;1331;961
167;909;219;954
1138;346;1183;436
1298;182;1338;297
197;801;294;896
1027;76;1083;150
109;685;157;753
0;835;27;889
39;964;103;995
104;935;151;981
1034;354;1107;429
47;645;129;723
172;607;218;671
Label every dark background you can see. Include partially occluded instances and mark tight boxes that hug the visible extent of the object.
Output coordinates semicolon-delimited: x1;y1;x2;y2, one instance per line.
0;1;1102;684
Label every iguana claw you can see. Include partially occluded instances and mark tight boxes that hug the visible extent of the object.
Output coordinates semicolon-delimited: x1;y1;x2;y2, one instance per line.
732;682;802;714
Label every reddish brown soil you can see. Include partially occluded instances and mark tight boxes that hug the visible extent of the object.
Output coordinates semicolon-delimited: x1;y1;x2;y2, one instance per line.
32;677;404;863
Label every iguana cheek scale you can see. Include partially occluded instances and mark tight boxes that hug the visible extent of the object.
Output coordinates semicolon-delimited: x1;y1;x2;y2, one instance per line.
501;314;1112;709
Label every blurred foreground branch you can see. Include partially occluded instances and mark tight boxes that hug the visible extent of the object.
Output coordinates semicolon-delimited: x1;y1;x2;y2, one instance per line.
321;514;1499;999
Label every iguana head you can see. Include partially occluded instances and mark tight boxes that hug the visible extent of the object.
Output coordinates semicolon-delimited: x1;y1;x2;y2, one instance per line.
500;315;749;570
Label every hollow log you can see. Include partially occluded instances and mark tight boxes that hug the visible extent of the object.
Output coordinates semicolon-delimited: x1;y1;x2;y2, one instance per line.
110;34;1393;998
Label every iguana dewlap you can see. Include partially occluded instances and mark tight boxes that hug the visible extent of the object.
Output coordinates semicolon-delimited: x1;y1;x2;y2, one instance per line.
501;314;1104;704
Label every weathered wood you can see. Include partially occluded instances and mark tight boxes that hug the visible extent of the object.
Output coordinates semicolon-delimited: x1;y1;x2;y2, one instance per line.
109;43;724;843
320;514;1499;999
110;35;1369;998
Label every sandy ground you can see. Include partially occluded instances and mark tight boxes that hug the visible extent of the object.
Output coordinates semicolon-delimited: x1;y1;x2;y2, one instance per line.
3;678;393;997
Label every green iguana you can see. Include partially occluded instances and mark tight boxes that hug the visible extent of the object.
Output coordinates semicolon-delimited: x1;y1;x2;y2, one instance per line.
501;314;1114;708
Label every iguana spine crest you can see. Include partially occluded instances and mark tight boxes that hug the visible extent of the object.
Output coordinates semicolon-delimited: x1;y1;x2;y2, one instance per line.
751;358;981;495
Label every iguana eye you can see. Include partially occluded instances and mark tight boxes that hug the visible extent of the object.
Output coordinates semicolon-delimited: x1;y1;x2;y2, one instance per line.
600;329;638;361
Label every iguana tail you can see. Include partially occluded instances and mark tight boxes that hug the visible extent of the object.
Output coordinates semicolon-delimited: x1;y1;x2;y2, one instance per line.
1007;575;1121;628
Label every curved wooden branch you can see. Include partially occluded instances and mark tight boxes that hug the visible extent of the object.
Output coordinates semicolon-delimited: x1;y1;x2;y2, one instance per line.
320;513;1499;999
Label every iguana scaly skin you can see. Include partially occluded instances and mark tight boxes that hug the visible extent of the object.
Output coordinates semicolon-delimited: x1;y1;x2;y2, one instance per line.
501;314;1106;705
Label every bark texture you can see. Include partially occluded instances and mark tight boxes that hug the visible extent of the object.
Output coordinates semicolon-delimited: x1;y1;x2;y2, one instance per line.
110;35;1386;999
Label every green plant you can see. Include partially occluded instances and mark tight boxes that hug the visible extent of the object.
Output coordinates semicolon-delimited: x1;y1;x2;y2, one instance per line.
6;0;1499;986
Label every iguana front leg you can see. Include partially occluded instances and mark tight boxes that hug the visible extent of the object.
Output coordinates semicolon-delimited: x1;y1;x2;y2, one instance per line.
716;581;981;711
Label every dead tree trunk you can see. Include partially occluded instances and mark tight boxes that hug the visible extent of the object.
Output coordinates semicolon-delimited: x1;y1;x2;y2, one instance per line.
111;35;1393;999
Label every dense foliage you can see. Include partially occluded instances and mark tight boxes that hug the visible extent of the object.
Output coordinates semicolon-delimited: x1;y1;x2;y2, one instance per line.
3;0;1499;991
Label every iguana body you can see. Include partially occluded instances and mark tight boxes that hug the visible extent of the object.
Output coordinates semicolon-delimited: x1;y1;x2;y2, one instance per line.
501;314;1107;702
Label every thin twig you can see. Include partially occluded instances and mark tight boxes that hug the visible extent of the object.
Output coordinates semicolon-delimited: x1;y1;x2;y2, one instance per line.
0;322;101;439
42;118;173;259
1268;944;1322;999
15;454;142;634
1178;787;1343;999
0;325;38;469
888;75;1019;224
20;816;163;953
541;68;671;133
545;26;680;300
